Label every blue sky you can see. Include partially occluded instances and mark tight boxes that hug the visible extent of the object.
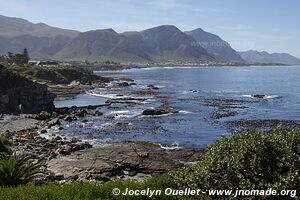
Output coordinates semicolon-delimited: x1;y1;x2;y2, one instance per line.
0;0;299;57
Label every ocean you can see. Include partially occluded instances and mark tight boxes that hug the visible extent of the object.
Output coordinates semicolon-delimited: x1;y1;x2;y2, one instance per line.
52;66;300;148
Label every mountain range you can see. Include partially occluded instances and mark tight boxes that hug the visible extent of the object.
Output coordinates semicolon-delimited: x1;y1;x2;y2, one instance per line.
54;25;214;62
239;50;300;65
1;15;300;65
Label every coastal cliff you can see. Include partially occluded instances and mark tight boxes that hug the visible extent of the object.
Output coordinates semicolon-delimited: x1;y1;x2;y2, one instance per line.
0;65;55;114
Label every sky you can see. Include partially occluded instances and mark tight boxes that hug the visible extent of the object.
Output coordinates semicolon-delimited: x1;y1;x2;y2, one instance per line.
0;0;299;57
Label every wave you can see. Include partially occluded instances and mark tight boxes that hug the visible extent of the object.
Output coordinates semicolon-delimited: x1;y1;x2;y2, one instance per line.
159;142;182;150
242;94;280;99
179;110;193;114
181;89;200;94
106;110;142;119
86;91;131;99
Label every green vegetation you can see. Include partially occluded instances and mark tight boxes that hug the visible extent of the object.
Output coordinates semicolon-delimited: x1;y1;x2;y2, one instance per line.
0;154;42;187
171;127;300;190
3;64;99;84
0;135;42;188
0;128;299;199
6;48;30;65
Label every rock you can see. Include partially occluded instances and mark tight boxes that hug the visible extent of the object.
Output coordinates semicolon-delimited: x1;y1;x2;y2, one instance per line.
118;82;130;87
116;122;130;126
253;94;266;99
40;129;47;134
0;95;9;104
46;174;64;182
142;108;179;115
0;66;55;114
137;151;149;158
75;109;87;117
36;111;52;120
119;78;134;82
64;115;76;122
82;119;88;123
46;142;203;182
94;111;103;116
147;85;159;90
48;117;60;127
68;175;79;181
70;137;79;143
106;114;118;119
59;146;72;155
55;136;62;140
128;171;138;177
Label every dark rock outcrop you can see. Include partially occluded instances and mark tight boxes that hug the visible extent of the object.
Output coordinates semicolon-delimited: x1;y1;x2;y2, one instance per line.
142;108;179;115
47;142;203;182
0;65;55;114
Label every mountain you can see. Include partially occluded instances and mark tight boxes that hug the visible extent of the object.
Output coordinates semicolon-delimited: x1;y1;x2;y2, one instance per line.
0;15;79;59
239;50;300;65
56;25;215;62
185;28;243;62
54;29;152;62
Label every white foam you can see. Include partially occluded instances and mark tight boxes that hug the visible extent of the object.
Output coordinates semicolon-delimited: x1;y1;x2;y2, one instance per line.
242;94;280;99
86;91;130;99
159;142;182;150
264;95;280;99
109;110;130;114
181;90;199;94
179;110;193;114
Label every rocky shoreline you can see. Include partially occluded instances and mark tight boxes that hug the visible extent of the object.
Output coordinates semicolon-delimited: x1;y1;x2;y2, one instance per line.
2;67;300;184
0;110;203;183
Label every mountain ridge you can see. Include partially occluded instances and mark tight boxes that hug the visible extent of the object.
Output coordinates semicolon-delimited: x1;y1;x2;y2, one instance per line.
185;28;243;62
1;14;299;64
239;50;300;65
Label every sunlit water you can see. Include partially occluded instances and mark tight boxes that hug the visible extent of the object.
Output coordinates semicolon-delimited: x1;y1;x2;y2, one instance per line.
52;66;300;148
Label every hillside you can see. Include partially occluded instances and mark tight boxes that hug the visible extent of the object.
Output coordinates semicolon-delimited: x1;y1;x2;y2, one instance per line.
186;28;243;62
0;15;79;59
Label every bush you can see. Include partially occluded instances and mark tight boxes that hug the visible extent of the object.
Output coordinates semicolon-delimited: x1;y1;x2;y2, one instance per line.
0;154;42;187
171;127;300;190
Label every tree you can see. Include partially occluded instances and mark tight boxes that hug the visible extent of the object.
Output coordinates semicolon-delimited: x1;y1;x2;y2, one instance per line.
5;49;30;65
22;48;30;63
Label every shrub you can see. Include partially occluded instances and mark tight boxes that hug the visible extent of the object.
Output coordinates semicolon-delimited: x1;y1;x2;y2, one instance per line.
0;153;42;187
170;127;300;190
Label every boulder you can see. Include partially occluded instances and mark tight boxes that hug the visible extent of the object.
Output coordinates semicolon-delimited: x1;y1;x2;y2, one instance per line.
147;85;159;90
48;117;60;127
142;108;179;115
75;109;88;117
36;111;52;120
40;129;47;134
64;115;76;122
253;94;266;99
118;82;130;87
